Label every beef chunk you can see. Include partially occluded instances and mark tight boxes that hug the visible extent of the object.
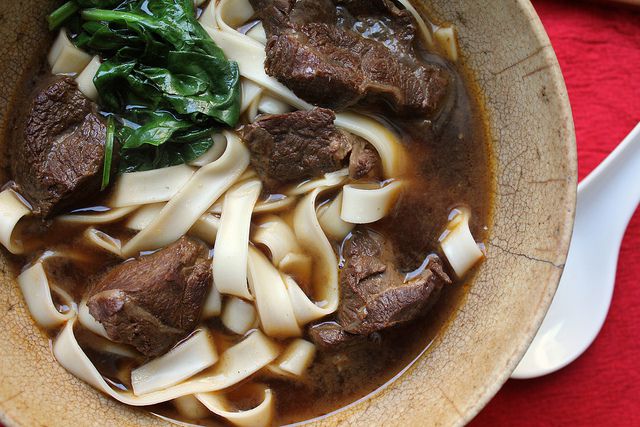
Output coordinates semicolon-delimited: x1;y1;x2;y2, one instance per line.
308;322;355;350
338;228;451;335
12;76;107;218
252;0;450;116
336;0;417;59
338;230;449;335
253;0;336;34
308;228;451;349
87;237;211;357
349;139;381;180
240;108;355;189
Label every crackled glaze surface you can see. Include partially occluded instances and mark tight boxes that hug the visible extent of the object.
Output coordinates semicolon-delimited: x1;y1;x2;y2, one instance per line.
0;1;576;426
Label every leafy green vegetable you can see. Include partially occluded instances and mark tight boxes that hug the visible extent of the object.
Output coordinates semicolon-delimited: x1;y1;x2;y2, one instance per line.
121;111;193;150
118;136;213;173
48;1;79;30
101;116;116;190
76;0;124;7
47;0;240;175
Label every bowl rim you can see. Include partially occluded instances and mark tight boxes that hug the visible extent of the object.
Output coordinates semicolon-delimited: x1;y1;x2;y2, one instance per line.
460;0;577;422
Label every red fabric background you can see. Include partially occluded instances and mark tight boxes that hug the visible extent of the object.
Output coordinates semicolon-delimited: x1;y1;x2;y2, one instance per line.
472;1;640;426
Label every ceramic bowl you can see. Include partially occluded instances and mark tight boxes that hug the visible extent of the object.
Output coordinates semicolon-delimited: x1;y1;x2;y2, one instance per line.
0;0;576;425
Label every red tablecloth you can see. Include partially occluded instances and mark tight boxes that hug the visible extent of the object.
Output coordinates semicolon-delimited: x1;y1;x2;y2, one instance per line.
471;1;640;426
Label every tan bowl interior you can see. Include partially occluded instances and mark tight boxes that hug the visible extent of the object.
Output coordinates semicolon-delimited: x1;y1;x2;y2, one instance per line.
0;0;576;426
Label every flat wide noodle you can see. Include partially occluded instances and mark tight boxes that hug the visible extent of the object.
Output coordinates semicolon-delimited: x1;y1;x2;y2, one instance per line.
258;95;292;115
125;203;165;231
253;195;297;214
53;321;280;405
202;284;222;319
203;27;310;111
125;204;221;245
190;214;221;245
251;215;301;266
247;23;267;46
76;55;101;101
121;131;249;257
247;246;301;338
216;0;256;37
198;0;217;27
283;169;349;197
173;394;211;420
210;194;296;215
221;297;257;335
317;192;355;241
196;385;273;427
78;299;109;338
279;253;312;286
18;261;75;329
109;165;196;208
49;29;91;74
434;26;458;62
241;79;263;114
58;206;137;225
83;227;122;257
341;181;403;224
132;329;219;396
273;339;316;377
283;275;333;326
173;395;211;420
214;179;262;300
440;208;484;278
0;189;31;254
291;189;339;317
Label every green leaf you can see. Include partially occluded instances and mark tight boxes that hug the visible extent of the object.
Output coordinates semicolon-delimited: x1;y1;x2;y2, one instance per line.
48;1;79;30
77;0;128;7
101;116;116;191
119;134;214;173
54;0;241;175
122;112;192;149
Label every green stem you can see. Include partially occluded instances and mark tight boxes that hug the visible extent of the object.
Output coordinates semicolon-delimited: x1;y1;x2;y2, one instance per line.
82;8;159;29
47;1;79;30
101;116;116;191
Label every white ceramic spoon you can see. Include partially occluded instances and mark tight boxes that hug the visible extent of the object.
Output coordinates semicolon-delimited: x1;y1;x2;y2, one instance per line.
512;122;640;379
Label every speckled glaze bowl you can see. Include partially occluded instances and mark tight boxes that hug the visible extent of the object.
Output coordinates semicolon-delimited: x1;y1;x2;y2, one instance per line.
0;1;576;426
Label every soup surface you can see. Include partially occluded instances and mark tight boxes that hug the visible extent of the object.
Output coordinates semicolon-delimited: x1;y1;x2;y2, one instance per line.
1;0;493;425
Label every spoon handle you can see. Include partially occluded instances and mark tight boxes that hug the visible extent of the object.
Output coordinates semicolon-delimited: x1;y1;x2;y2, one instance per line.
579;122;640;236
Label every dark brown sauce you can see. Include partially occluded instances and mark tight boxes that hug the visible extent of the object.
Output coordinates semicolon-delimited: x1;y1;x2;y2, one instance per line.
2;6;494;427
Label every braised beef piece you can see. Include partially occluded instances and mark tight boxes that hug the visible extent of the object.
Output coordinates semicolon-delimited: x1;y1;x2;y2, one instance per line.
336;0;407;18
309;228;451;348
253;0;336;34
251;0;450;116
240;108;379;189
335;0;417;59
349;139;381;180
308;322;355;350
339;229;450;334
11;76;107;218
87;237;211;357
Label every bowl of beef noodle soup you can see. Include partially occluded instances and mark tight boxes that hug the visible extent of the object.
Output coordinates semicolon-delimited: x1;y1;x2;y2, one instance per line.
0;0;576;426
